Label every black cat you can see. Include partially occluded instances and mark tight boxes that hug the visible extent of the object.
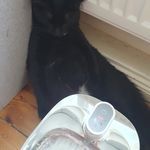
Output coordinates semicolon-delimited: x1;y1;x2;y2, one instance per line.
27;0;150;149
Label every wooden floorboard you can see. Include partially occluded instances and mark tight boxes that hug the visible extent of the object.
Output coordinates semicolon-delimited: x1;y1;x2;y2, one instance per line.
0;119;26;150
0;86;40;150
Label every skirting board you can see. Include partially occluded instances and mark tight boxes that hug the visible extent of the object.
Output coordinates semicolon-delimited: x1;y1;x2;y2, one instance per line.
80;13;150;55
80;15;150;103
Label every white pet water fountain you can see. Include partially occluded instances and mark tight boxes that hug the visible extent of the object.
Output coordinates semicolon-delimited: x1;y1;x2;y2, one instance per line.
21;94;140;150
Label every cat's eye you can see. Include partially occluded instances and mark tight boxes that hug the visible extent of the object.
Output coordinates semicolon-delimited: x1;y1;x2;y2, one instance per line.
47;12;53;19
65;13;70;20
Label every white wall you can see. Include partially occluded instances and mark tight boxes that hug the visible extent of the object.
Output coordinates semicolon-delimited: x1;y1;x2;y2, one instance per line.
0;0;31;109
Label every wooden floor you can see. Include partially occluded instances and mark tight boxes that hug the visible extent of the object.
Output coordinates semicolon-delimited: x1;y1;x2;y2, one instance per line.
0;86;41;150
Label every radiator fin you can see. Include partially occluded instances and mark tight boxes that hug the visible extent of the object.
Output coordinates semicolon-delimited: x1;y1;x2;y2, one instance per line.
82;0;150;42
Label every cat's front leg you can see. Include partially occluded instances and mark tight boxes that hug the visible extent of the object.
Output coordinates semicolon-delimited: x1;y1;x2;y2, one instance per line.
31;81;50;119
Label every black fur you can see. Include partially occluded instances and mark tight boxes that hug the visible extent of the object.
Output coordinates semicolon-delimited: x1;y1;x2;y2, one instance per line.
27;0;150;149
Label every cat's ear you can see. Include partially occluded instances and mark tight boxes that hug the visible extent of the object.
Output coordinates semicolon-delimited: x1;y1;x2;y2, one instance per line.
77;0;84;3
78;0;85;5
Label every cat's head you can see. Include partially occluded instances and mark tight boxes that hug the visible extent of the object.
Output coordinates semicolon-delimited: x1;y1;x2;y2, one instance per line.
32;0;84;37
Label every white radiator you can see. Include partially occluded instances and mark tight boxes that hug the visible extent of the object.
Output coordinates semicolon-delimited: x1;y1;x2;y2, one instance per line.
82;0;150;43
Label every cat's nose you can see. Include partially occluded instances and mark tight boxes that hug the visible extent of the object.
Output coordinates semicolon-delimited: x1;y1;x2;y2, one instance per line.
54;28;62;37
52;27;68;37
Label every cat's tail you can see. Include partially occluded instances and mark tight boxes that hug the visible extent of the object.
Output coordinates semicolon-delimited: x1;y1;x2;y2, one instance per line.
132;97;150;150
